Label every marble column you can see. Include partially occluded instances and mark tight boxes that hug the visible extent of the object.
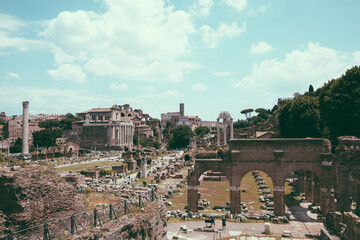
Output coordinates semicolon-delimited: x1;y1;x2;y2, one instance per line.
230;183;241;214
22;101;29;154
223;122;227;144
141;157;147;178
230;119;234;140
187;172;199;212
128;126;132;150
216;119;220;145
274;186;285;216
109;126;113;146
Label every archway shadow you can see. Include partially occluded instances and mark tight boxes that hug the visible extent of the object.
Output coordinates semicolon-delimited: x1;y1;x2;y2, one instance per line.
285;193;318;223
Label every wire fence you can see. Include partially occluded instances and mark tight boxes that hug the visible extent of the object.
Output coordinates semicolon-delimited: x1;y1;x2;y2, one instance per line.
1;188;156;240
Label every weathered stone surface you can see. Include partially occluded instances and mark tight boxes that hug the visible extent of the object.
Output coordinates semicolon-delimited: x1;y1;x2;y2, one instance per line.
0;165;84;233
72;202;167;240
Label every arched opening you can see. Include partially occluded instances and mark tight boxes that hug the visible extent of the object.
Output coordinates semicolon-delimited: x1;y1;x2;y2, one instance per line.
121;113;125;117
196;170;230;214
284;170;321;222
240;170;274;215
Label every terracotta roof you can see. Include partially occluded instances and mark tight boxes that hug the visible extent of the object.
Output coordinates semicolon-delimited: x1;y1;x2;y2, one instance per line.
87;108;112;113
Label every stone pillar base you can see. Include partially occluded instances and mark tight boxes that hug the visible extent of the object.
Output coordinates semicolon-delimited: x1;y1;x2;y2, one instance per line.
187;186;198;213
274;186;285;216
230;186;241;214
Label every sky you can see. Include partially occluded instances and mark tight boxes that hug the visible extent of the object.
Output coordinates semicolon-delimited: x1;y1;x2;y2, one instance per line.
1;0;360;121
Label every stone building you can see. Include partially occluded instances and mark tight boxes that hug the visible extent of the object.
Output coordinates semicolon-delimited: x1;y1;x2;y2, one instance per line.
161;103;202;130
69;104;153;150
7;119;43;143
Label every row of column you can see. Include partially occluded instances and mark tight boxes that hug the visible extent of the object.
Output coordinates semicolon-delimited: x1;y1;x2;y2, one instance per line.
188;173;335;216
109;124;132;148
216;119;233;145
297;171;321;206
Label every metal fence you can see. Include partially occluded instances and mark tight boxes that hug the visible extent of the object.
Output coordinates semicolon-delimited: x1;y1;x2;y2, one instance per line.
1;188;156;240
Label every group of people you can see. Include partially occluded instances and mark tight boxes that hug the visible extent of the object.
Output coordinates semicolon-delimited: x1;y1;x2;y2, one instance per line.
209;215;226;230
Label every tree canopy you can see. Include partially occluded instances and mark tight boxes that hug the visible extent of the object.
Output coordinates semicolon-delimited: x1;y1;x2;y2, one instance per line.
9;138;22;153
319;66;360;138
195;126;210;137
33;129;63;148
279;96;321;138
240;108;254;119
233;120;251;129
168;125;194;149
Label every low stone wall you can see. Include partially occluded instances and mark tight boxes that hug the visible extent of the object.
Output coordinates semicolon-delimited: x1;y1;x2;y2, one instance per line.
73;202;167;240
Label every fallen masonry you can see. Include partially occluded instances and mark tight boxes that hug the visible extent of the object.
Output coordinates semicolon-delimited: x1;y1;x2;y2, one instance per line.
72;201;167;239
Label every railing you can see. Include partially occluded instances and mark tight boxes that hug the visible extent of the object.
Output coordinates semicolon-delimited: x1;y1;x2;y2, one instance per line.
1;188;156;240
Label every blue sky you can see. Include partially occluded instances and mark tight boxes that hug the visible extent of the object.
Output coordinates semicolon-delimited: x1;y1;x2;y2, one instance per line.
1;0;360;121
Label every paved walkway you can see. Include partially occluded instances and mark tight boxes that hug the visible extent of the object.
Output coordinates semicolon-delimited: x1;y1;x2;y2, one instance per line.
167;219;324;239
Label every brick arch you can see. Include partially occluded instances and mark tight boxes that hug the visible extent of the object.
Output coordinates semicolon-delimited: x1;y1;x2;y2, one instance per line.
187;138;332;216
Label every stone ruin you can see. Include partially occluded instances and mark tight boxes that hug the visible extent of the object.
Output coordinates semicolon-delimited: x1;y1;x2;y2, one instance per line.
0;165;84;233
72;201;167;239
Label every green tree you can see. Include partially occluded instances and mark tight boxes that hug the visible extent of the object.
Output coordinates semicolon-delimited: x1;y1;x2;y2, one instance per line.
166;121;172;129
10;138;22;153
240;108;254;119
233;120;251;129
133;134;138;145
309;84;314;93
195;126;210;137
60;113;79;132
33;129;63;148
279;96;321;137
168;125;194;149
151;140;161;149
38;120;60;130
319;66;360;138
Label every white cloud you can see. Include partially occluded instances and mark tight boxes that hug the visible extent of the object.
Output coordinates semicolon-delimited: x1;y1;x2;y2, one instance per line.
247;4;271;16
4;72;21;79
192;83;207;91
235;42;360;95
47;64;87;83
212;72;236;77
40;0;197;83
250;41;272;54
200;21;246;48
109;83;129;91
0;86;111;115
191;0;214;17
222;0;247;12
0;14;47;54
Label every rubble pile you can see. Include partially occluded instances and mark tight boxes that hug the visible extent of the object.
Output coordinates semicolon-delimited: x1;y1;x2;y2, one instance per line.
73;202;167;240
0;166;84;233
252;170;274;212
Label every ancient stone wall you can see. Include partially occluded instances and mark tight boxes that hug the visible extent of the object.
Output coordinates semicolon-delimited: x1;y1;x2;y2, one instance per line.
229;138;331;162
80;126;108;148
73;202;167;240
0;166;84;233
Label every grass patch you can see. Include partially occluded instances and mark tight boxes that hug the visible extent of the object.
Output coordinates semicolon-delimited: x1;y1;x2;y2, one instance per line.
55;161;119;173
